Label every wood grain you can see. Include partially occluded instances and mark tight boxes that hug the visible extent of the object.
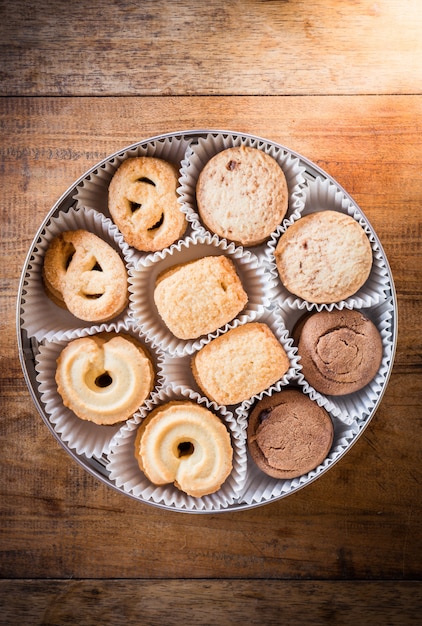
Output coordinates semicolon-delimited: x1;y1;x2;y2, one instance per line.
1;96;421;585
1;0;422;618
1;0;421;97
0;580;420;626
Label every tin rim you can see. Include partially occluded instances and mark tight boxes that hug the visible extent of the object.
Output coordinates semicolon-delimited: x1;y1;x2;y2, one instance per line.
16;129;398;514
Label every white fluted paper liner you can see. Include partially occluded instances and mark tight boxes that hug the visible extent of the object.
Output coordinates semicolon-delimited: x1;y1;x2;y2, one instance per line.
129;231;277;357
266;176;392;311
34;322;165;459
276;298;395;425
20;206;132;343
236;388;358;506
107;384;247;511
159;308;300;414
177;132;307;252
73;135;194;265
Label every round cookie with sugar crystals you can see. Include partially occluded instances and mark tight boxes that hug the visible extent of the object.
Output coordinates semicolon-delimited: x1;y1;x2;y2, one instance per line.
196;146;289;246
275;210;373;303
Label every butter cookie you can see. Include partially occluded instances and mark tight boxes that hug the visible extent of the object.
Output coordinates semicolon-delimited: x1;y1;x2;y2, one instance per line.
196;146;288;246
294;309;383;395
154;255;248;339
56;333;155;425
43;229;128;322
247;390;333;479
108;156;187;252
191;322;290;405
135;401;233;497
275;211;373;303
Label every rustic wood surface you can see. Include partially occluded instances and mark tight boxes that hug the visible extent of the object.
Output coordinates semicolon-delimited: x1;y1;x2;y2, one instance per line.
1;1;421;624
1;0;422;96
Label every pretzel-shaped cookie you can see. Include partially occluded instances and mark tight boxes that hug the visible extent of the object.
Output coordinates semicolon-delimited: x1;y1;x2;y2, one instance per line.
43;229;128;322
108;157;187;252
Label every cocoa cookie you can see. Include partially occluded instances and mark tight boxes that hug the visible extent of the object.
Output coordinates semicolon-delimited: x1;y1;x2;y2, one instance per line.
247;390;334;479
295;309;383;395
196;146;288;246
275;210;373;303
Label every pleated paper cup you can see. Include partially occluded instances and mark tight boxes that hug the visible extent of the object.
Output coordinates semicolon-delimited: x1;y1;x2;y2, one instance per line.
73;135;195;265
158;308;300;414
236;386;358;507
266;176;392;311
232;308;300;420
107;384;247;512
20;206;132;343
178;132;306;252
34;322;164;459
275;298;395;425
129;231;277;357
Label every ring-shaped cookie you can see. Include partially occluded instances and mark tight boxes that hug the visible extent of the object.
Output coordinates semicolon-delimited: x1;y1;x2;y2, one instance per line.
43;229;128;322
135;401;233;497
108;157;187;252
56;333;155;425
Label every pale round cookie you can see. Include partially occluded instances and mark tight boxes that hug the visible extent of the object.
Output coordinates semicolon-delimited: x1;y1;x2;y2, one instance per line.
196;146;288;246
191;322;290;405
247;390;334;479
275;211;373;303
56;333;155;425
295;309;383;395
154;255;248;339
135;401;233;497
108;156;187;252
42;229;128;322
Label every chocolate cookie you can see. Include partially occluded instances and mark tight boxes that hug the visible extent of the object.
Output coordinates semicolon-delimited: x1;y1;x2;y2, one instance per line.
296;309;383;395
247;390;333;479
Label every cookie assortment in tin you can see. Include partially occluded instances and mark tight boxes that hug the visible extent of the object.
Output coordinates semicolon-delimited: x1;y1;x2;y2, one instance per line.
17;130;397;513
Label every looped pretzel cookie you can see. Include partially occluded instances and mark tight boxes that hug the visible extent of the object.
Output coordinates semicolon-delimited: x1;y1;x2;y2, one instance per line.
43;229;128;322
108;157;187;252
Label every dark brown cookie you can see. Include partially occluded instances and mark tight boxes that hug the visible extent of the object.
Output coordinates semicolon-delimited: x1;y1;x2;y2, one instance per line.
296;309;383;395
247;390;333;479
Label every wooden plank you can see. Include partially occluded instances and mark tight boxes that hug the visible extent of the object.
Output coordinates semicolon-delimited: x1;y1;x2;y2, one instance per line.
1;95;421;580
0;580;420;625
1;0;422;96
1;368;420;580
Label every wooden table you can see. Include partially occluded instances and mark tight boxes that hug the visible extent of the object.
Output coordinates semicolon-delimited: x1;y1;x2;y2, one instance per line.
1;1;421;623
